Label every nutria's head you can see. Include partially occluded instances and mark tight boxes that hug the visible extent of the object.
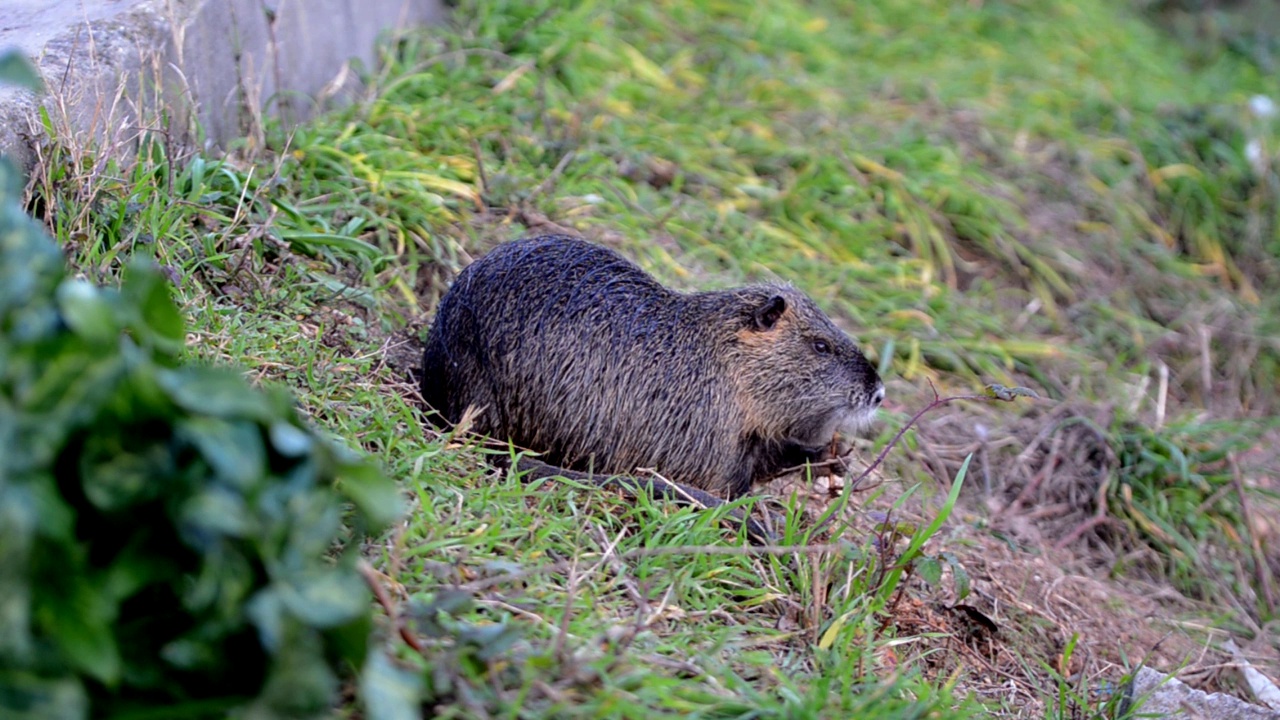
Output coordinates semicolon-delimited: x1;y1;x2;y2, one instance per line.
730;287;884;447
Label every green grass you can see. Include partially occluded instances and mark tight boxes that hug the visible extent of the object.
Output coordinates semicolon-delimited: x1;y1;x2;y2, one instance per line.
24;0;1280;716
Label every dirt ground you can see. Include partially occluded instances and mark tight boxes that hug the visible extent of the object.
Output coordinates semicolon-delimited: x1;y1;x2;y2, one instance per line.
764;381;1280;716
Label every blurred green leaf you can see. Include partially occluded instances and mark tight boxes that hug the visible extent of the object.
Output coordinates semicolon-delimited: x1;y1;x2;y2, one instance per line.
20;353;126;468
275;490;343;558
181;545;255;615
17;474;74;541
0;490;34;658
121;262;186;356
180;418;265;490
360;650;423;720
0;158;24;200
251;627;337;718
279;570;369;629
914;556;942;587
0;208;63;318
80;437;170;511
335;459;403;530
0;672;87;720
268;421;313;457
157;366;276;421
1;119;398;715
941;552;971;601
325;611;374;673
43;583;121;686
460;623;523;662
55;280;119;345
180;488;252;539
983;383;1041;401
0;51;42;92
101;541;175;604
411;590;475;639
246;588;286;654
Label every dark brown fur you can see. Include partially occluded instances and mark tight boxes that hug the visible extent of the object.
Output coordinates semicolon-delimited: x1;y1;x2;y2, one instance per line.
421;235;884;505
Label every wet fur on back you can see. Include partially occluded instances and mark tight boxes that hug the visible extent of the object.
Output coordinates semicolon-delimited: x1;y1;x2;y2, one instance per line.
421;235;883;500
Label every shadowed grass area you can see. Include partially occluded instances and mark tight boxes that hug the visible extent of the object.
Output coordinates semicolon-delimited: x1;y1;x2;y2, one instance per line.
24;0;1280;715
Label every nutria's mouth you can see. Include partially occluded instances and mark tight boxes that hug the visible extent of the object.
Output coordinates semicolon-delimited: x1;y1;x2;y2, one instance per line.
797;402;880;448
833;404;880;437
836;381;885;435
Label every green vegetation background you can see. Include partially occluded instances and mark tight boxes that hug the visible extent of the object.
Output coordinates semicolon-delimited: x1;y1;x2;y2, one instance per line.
20;0;1280;716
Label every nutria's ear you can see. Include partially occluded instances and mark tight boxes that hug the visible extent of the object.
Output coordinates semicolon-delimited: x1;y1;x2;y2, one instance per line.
750;295;787;331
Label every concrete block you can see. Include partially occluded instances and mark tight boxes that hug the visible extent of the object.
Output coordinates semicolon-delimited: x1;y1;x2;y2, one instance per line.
1129;667;1280;719
0;0;446;171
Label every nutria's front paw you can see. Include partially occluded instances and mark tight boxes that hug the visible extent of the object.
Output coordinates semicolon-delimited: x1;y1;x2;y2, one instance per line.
816;433;853;472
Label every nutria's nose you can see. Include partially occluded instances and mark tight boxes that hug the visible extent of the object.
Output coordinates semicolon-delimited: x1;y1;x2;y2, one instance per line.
870;382;885;408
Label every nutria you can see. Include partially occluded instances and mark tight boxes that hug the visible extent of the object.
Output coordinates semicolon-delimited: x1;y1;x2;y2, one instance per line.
421;235;884;517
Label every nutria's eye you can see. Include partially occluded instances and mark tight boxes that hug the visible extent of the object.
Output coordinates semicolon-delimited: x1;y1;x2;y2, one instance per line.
812;339;831;355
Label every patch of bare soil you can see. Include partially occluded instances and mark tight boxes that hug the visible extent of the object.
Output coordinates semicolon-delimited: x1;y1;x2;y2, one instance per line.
768;467;1275;716
758;378;1279;715
381;324;427;385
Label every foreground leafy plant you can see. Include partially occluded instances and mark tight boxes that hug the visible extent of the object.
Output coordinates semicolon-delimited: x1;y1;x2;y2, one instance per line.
0;52;406;719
